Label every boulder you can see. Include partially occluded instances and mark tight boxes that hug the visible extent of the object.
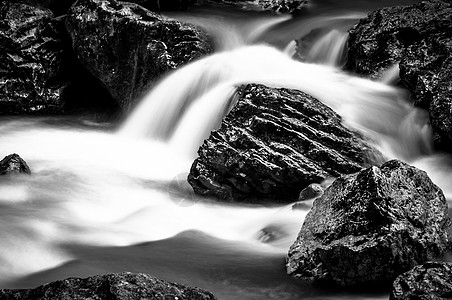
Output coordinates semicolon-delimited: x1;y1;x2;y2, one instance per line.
0;272;217;300
256;0;310;14
345;0;452;148
390;261;452;300
287;159;451;287
188;84;380;203
66;0;212;110
0;1;67;114
209;0;310;14
0;154;31;175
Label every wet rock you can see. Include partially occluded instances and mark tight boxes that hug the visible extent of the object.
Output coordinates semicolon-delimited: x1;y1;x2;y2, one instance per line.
0;272;217;300
298;183;324;201
188;84;380;203
0;154;31;175
0;1;67;114
287;159;451;287
66;0;212;110
209;0;310;13
345;0;452;148
390;261;452;300
256;0;310;14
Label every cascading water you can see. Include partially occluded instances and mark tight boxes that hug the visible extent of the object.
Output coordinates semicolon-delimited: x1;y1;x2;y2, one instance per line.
0;1;449;299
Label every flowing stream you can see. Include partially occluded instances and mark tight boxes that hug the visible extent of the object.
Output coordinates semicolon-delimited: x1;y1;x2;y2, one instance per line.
1;0;451;299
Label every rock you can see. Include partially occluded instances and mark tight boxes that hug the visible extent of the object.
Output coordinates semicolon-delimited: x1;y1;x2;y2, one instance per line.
209;0;310;13
256;0;310;14
287;159;451;287
0;272;217;300
390;261;452;300
66;0;212;110
0;154;31;175
298;183;324;201
188;84;380;203
0;1;67;114
345;0;452;148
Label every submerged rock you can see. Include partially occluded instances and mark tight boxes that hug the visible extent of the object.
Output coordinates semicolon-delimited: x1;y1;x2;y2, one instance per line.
287;159;451;287
0;272;217;300
66;0;212;110
390;261;452;300
345;0;452;148
0;154;31;175
0;1;67;114
188;84;380;203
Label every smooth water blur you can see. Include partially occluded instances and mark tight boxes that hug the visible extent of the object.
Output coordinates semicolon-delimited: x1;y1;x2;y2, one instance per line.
1;0;450;299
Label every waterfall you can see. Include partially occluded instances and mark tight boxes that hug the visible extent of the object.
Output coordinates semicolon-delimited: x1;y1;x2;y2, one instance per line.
119;45;432;160
0;3;447;298
306;29;349;66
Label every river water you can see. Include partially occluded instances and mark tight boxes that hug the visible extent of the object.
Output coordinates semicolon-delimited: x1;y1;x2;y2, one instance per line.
1;0;451;299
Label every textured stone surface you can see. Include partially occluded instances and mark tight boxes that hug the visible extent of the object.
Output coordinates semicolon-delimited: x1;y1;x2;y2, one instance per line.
256;0;310;13
188;84;380;203
287;159;451;286
0;154;31;175
345;0;452;148
66;0;212;110
390;261;452;300
0;272;217;300
0;1;67;114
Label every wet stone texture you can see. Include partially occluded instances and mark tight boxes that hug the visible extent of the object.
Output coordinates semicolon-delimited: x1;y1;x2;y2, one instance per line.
66;0;212;110
390;261;452;300
0;154;31;176
345;0;452;149
0;1;67;114
188;83;380;203
287;159;451;287
0;272;217;300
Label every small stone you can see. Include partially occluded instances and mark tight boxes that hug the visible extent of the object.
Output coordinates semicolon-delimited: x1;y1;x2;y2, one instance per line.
0;154;31;175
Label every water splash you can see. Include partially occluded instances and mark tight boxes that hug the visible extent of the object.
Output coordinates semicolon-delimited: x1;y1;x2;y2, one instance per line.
120;45;432;160
306;29;348;66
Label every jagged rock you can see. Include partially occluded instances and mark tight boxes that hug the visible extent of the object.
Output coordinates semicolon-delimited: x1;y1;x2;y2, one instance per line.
0;154;31;175
0;1;67;114
345;0;452;148
256;0;310;14
287;159;451;287
0;272;217;300
66;0;212;110
188;84;380;203
209;0;310;13
390;261;452;300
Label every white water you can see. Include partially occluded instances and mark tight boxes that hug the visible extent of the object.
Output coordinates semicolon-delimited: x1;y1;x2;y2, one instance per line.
0;4;450;299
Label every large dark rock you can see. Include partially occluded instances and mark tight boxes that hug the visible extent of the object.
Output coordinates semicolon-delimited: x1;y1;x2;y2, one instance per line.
0;1;67;114
390;261;452;300
23;0;197;16
66;0;212;110
188;84;380;203
0;154;31;175
345;0;452;148
287;159;451;287
0;272;217;299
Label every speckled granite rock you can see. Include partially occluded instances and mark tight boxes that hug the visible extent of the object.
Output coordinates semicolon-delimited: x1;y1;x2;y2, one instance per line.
287;159;451;286
390;261;452;300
